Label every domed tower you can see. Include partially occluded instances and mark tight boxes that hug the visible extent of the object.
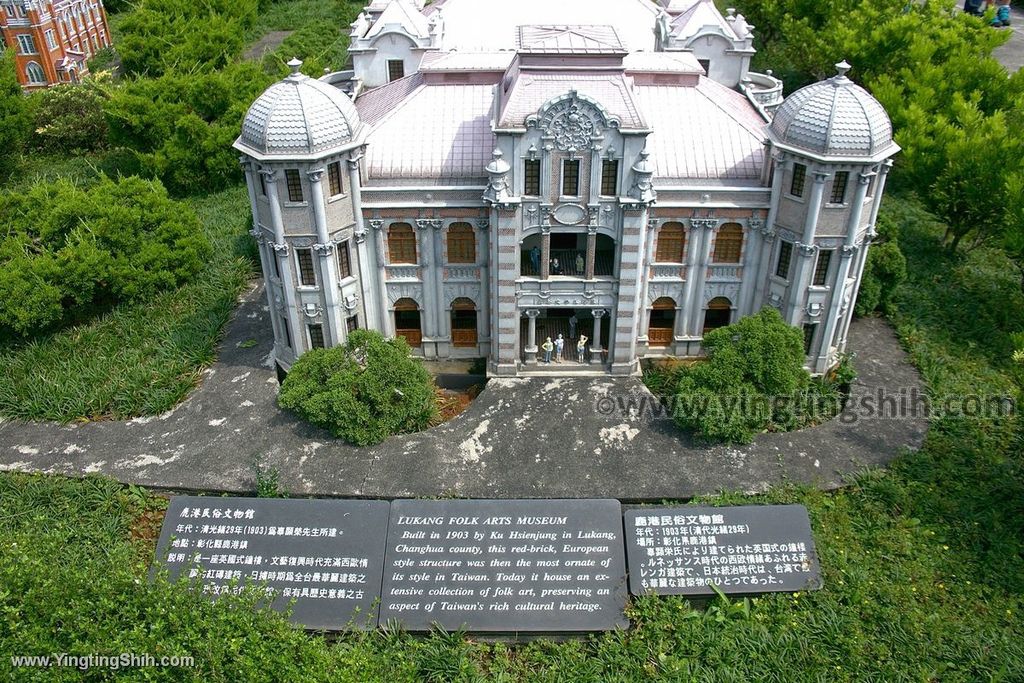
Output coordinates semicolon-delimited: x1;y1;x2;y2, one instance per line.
234;59;372;376
762;61;899;373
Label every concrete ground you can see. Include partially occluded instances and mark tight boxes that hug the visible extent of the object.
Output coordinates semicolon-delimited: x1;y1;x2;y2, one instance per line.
0;282;927;500
993;5;1024;72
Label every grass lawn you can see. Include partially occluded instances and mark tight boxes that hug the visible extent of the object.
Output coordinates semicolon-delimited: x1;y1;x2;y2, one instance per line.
1;195;1021;680
0;186;254;422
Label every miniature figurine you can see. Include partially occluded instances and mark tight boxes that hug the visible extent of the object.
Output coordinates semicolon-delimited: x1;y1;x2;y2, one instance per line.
568;314;577;339
530;245;541;275
542;336;554;363
575;253;584;275
577;334;588;363
554;334;565;362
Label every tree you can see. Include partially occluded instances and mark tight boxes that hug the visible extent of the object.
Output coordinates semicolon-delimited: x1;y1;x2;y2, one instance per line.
278;330;438;446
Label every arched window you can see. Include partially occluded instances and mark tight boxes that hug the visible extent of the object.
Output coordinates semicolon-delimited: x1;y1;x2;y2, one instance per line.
25;62;46;85
648;297;676;347
394;298;421;347
388;223;416;264
655;222;685;263
702;297;732;333
447;222;475;263
713;224;743;263
451;298;477;347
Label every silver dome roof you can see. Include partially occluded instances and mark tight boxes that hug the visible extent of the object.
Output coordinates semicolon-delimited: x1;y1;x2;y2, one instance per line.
769;62;897;160
236;59;361;158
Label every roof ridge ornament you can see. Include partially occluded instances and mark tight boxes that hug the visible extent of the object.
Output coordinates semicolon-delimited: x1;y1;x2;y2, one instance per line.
833;60;852;83
287;58;304;79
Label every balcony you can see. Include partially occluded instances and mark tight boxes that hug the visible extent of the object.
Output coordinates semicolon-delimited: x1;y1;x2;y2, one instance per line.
521;249;615;278
516;278;617;309
740;70;784;119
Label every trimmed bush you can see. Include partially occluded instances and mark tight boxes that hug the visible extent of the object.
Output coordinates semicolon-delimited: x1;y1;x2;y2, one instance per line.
31;82;109;155
661;308;843;443
278;330;438;445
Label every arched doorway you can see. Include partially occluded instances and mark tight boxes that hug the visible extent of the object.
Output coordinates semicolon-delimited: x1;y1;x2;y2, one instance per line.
450;298;477;347
702;297;732;334
648;297;676;347
394;298;422;347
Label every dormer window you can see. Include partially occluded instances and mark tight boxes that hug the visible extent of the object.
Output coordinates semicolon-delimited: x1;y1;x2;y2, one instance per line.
561;159;580;197
387;60;405;82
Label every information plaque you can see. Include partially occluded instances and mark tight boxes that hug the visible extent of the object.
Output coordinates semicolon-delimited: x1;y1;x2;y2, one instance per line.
152;496;390;630
379;499;629;633
624;504;822;596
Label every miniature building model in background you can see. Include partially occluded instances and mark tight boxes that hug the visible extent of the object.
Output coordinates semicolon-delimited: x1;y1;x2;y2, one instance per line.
0;0;111;89
234;0;899;378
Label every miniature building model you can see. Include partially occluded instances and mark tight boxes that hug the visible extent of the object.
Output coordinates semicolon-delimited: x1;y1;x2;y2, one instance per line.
234;0;899;378
0;0;110;89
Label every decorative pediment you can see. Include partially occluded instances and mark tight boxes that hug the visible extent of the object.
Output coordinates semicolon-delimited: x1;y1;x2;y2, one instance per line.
526;91;621;151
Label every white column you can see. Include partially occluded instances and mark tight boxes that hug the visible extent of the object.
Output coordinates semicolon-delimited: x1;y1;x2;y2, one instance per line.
590;308;606;364
637;218;658;344
524;309;540;364
689;218;717;337
242;160;282;344
677;219;705;337
816;169;871;371
348;154;377;330
370;220;393;337
736;218;763;316
307;168;343;346
262;169;302;356
787;169;829;325
752;152;786;310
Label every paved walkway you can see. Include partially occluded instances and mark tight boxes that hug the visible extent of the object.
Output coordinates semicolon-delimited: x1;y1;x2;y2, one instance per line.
0;282;926;500
993;5;1024;72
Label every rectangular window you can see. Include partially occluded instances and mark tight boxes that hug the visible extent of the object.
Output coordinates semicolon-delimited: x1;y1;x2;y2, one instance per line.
813;249;833;286
308;324;325;350
866;173;876;197
790;163;806;198
258;172;266;196
328;161;344;196
776;240;793;279
561;159;580;197
16;34;36;54
347;315;359;333
600;160;619;196
337;240;352;279
296;248;316;286
803;323;817;355
387;59;405;82
830;171;849;204
280;316;292;348
45;30;57;50
524;159;541;196
271;246;281;279
285;169;303;203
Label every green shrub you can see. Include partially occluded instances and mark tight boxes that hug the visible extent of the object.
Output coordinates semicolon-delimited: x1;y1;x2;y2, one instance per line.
661;308;824;443
31;82;109;154
278;330;438;445
0;175;211;336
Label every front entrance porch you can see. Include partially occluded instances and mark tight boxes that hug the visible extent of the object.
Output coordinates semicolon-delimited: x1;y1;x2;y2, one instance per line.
519;307;612;369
